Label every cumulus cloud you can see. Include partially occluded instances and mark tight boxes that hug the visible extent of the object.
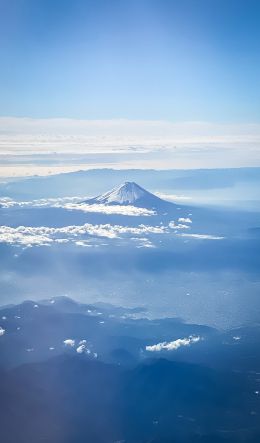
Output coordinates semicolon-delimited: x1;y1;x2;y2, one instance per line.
178;217;192;224
0;228;53;246
0;326;5;336
146;336;201;352
0;197;155;217
169;221;190;230
0;221;224;247
76;344;86;354
133;237;156;248
0;196;86;209
63;339;75;347
63;203;155;216
76;340;92;354
0;223;166;247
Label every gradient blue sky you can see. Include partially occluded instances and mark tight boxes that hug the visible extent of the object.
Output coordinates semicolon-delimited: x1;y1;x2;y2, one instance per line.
0;0;260;122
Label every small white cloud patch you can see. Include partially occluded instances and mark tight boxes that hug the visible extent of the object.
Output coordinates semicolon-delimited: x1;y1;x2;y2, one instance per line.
63;339;75;347
169;221;190;230
76;344;86;354
178;217;192;224
76;340;90;354
146;336;201;352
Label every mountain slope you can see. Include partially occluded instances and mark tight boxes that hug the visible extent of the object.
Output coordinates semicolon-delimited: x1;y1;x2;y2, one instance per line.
1;356;258;443
84;181;174;210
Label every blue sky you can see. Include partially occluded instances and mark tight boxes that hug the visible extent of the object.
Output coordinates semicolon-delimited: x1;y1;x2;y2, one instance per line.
0;0;260;122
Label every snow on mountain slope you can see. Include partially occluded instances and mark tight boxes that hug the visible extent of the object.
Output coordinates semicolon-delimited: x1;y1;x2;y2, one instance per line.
84;182;174;209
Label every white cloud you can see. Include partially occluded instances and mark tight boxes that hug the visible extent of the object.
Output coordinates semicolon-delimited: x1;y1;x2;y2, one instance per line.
0;118;260;172
0;221;225;247
155;193;192;202
177;233;224;240
0;326;5;336
178;217;192;224
0;118;260;153
63;203;155;217
0;197;155;217
169;221;190;230
76;344;86;354
76;340;91;354
134;237;156;248
0;196;85;209
75;241;93;247
63;339;75;347
0;223;166;247
146;336;201;352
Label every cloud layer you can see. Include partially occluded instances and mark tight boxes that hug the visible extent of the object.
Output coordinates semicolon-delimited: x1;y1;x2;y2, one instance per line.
0;198;224;247
0;197;155;217
0;223;166;247
0;118;259;172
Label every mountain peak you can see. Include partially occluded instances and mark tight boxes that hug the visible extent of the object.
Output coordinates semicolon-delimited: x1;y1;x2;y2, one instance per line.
85;181;174;210
92;182;148;205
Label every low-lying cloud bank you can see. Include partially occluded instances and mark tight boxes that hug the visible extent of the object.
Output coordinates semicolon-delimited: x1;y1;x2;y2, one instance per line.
0;223;166;247
0;198;224;246
64;203;155;216
146;336;201;352
0;197;155;216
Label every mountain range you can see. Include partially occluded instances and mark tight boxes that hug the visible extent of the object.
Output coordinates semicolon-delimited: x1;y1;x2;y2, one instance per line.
1;296;260;443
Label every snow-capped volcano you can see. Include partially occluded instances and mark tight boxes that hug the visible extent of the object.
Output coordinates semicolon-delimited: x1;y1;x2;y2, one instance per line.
85;182;172;209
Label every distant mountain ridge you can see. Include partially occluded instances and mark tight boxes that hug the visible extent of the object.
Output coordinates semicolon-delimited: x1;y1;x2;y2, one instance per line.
84;181;174;210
